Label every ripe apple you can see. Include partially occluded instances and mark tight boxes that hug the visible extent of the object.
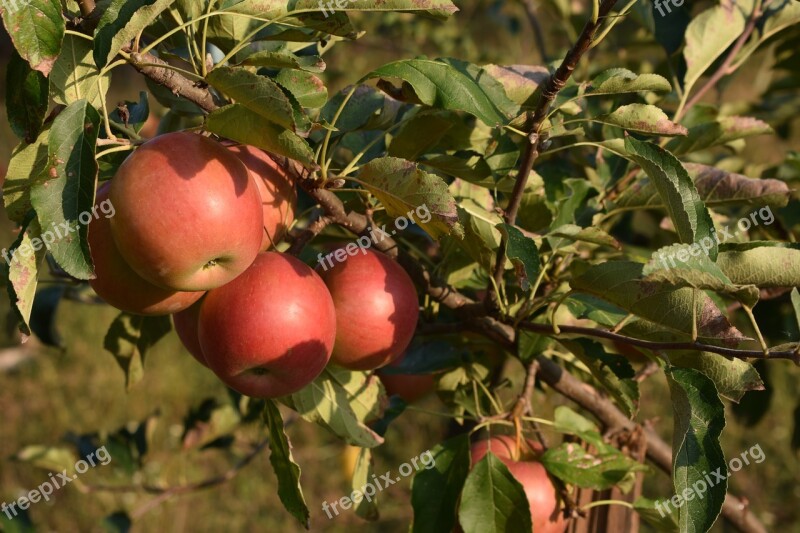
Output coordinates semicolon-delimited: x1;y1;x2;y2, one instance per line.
198;252;336;398
228;145;296;250
109;132;264;291
88;183;204;315
172;299;207;366
470;436;567;533
377;356;435;403
319;249;419;371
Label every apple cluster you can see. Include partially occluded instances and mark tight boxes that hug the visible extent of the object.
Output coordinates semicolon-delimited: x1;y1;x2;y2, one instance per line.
89;132;421;399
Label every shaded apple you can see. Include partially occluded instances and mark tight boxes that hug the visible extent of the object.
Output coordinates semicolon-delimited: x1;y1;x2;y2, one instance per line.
198;252;336;398
470;436;567;533
228;145;296;250
172;299;206;366
377;356;435;403
319;249;419;371
109;132;263;291
88;183;204;316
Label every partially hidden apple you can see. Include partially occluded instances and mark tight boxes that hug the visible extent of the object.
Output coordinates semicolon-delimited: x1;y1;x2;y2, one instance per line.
228;145;296;250
88;183;204;316
377;356;435;404
470;435;567;533
319;249;419;371
198;252;336;398
109;132;264;291
172;299;206;366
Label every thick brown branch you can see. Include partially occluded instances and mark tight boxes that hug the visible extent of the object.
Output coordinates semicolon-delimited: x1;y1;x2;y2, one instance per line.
124;49;218;113
488;0;620;309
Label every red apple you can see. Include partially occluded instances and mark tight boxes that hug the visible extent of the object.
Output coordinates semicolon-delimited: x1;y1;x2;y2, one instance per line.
470;436;566;533
228;145;296;250
318;249;419;371
377;356;435;403
198;252;336;398
172;299;206;366
109;132;263;291
88;183;204;315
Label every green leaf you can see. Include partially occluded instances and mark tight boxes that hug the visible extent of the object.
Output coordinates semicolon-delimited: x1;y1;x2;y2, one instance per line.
6;50;48;142
263;399;310;529
541;439;647;491
633;496;680;532
30;100;100;280
94;0;175;69
587;68;672;95
624;136;717;260
206;67;296;130
669;351;763;403
109;91;151;135
287;0;458;19
351;448;379;521
683;2;747;94
103;313;172;390
595;104;688;136
238;49;325;73
558;339;639;418
14;445;77;474
1;0;64;75
716;246;800;288
451;181;502;270
411;435;471;533
275;70;328;109
644;244;759;307
614;164;790;211
358;157;462;239
666;367;727;533
482;64;548;106
570;261;746;343
564;293;628;327
457;453;532;533
365;58;517;126
4;126;51;224
665;116;774;156
791;288;800;332
206;103;316;165
496;224;540;291
3;215;47;337
50;34;111;110
284;367;385;448
547;224;620;249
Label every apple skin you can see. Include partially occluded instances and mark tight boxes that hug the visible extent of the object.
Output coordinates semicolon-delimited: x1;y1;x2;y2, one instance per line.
377;356;435;403
198;252;336;398
228;145;296;250
88;183;204;315
109;132;264;291
172;299;207;366
470;436;567;533
318;249;419;371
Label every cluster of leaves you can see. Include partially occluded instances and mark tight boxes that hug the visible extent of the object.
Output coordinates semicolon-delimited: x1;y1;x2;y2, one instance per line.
3;0;800;531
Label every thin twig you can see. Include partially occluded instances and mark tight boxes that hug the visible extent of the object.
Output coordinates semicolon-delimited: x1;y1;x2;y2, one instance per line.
675;0;768;121
487;0;621;311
